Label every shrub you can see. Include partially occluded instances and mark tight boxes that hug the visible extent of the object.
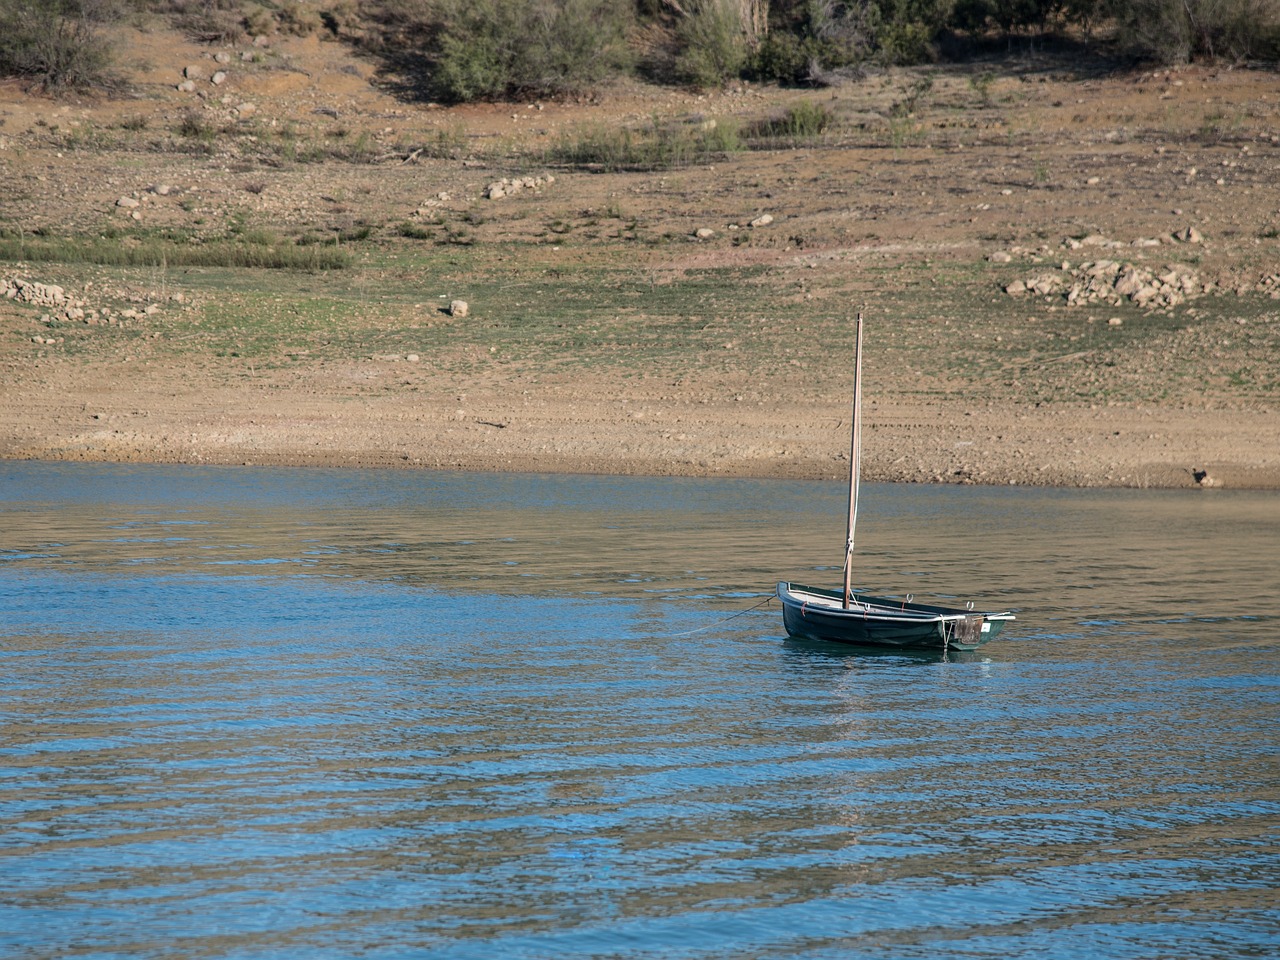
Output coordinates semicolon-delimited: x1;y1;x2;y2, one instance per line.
0;0;121;93
427;0;634;101
276;0;324;36
1114;0;1280;63
167;0;246;43
745;100;835;143
548;116;740;171
869;0;951;63
748;0;879;83
674;0;749;87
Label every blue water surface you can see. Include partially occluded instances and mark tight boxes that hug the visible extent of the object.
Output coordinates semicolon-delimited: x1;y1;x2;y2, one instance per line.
1;461;1277;959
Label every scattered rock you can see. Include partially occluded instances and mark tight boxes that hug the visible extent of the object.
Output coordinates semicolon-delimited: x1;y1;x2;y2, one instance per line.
116;196;140;209
449;299;469;318
485;175;554;199
1172;225;1203;243
749;213;774;228
211;71;228;86
4;278;67;306
1008;258;1205;312
183;64;207;80
694;227;716;240
4;276;172;327
988;251;1013;263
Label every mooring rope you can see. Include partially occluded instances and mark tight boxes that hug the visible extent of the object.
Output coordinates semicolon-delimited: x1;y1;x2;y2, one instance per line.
665;594;775;637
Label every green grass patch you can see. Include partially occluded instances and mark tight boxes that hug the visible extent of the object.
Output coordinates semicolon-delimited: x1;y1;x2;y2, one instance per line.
0;233;351;270
744;102;835;147
545;118;740;172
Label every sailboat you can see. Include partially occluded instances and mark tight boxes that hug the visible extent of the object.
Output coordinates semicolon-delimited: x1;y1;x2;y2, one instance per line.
777;315;1015;651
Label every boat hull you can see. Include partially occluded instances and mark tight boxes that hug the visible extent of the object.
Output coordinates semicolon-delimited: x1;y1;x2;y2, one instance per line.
777;582;1013;651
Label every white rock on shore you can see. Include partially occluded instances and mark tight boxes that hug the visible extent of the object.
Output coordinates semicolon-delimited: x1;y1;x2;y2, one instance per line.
485;175;554;200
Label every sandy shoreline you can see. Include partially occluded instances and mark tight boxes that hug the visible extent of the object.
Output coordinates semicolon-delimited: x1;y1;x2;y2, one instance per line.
3;362;1276;489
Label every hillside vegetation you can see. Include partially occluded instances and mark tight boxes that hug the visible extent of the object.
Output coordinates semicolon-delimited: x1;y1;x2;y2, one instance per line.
2;0;1278;98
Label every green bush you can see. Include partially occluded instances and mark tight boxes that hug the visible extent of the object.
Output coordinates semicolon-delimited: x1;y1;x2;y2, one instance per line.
427;0;634;101
674;0;749;87
748;0;879;83
1114;0;1280;63
0;0;121;92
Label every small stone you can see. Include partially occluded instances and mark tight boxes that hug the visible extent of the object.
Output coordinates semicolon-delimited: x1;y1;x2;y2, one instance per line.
988;251;1012;263
116;196;140;209
406;353;420;363
1086;176;1101;185
749;214;774;228
449;299;469;318
1108;317;1123;326
694;227;715;240
211;71;228;85
183;64;207;80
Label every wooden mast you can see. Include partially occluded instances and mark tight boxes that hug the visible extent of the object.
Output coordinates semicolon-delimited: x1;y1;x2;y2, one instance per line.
842;314;864;609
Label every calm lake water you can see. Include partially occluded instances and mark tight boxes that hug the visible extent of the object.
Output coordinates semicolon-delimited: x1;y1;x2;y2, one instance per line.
1;462;1277;959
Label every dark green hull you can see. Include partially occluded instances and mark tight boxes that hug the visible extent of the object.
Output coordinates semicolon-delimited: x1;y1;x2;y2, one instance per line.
778;582;1013;651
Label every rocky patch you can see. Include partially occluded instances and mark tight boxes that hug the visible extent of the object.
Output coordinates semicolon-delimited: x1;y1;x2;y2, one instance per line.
1006;259;1207;311
4;276;186;336
485;175;554;200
